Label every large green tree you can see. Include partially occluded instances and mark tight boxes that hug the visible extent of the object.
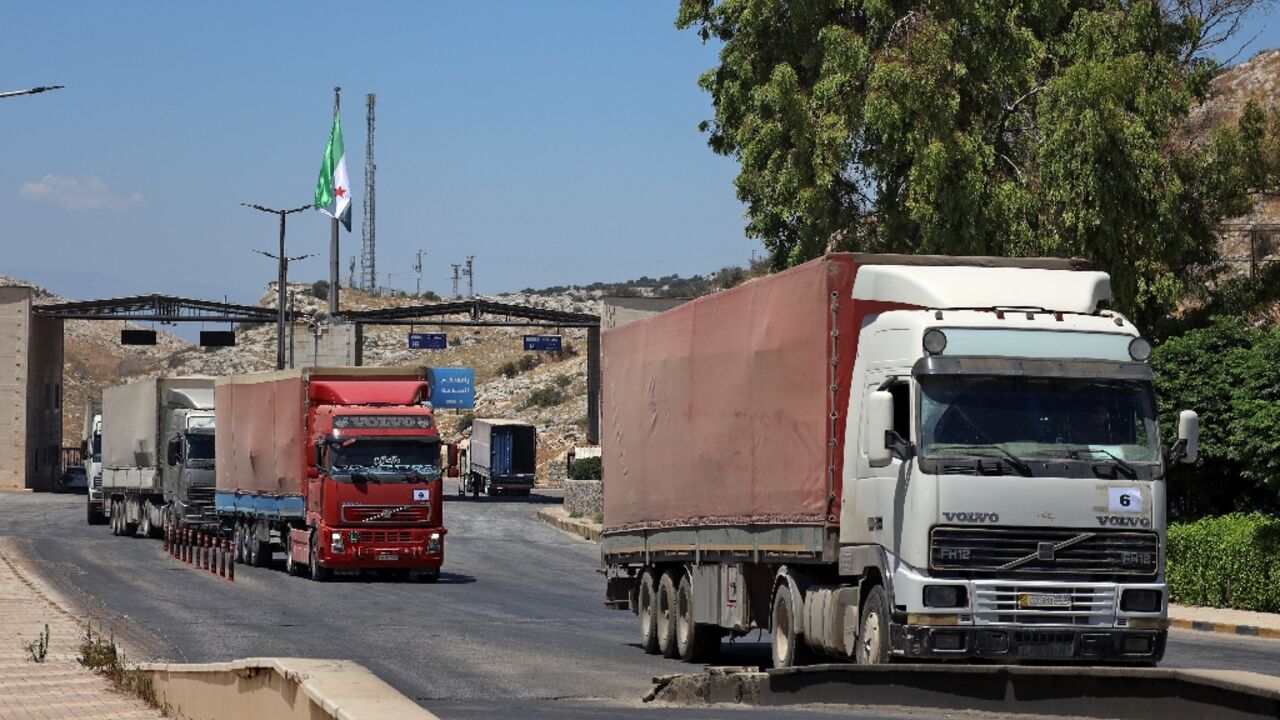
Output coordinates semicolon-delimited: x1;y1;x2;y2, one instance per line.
677;0;1272;328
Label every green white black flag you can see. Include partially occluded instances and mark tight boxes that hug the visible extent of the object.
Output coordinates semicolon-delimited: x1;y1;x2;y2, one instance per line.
314;112;352;231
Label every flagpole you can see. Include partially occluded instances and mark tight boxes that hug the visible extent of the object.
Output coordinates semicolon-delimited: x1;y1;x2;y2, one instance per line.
330;86;341;317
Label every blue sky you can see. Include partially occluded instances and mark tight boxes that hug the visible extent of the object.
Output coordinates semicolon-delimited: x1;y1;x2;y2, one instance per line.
3;3;1278;305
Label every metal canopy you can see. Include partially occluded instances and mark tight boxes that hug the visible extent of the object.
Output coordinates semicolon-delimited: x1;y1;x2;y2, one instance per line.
338;298;599;327
32;294;278;323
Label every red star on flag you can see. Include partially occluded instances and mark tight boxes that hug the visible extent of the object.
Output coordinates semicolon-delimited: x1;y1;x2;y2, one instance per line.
335;186;346;198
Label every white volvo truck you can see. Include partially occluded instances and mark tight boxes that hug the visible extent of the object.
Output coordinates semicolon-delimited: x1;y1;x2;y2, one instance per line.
601;254;1197;667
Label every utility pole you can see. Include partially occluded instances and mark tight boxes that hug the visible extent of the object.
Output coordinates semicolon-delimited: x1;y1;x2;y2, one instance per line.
451;264;461;299
464;256;474;298
329;86;342;317
361;93;378;292
413;250;424;297
243;202;313;370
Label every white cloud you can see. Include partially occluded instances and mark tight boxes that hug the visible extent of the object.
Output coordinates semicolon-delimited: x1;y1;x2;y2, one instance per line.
19;174;144;212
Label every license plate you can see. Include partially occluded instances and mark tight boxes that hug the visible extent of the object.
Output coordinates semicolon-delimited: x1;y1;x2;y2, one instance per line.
1019;593;1071;609
376;553;399;562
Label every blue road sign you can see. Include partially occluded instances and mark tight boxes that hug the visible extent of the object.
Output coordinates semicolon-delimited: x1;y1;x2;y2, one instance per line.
523;335;562;352
409;332;447;350
425;368;475;409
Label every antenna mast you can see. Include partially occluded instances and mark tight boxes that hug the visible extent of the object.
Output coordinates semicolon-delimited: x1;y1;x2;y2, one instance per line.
451;263;461;299
464;255;474;298
360;93;377;291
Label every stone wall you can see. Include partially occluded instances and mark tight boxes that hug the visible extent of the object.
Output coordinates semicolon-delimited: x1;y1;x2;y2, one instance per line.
564;479;602;518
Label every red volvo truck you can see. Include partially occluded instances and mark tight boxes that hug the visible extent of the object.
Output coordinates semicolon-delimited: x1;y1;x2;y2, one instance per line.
602;254;1197;667
215;367;446;582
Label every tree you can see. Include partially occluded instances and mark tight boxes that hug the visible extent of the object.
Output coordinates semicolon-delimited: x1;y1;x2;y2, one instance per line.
311;280;330;301
677;0;1272;328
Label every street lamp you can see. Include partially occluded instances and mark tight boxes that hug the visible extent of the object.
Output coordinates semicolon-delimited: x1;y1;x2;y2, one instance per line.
0;85;64;100
243;202;313;370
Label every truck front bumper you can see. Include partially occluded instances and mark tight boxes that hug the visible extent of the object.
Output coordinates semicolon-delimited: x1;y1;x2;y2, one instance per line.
317;528;445;571
892;624;1166;662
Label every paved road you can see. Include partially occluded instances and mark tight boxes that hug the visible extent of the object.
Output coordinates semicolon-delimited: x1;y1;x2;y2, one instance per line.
3;490;1279;719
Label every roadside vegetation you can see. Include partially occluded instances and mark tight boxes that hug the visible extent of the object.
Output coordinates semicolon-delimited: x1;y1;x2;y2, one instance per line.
78;623;160;708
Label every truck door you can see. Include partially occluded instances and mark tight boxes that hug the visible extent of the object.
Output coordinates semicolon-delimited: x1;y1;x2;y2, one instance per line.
493;428;512;477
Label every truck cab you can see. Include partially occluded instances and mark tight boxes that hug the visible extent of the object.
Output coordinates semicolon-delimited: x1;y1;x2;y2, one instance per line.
85;412;105;524
164;405;216;528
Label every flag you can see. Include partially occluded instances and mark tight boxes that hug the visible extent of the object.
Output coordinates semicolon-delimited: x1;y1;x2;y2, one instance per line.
314;111;352;231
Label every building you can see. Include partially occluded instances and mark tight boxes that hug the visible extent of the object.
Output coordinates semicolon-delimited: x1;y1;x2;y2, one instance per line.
0;287;64;491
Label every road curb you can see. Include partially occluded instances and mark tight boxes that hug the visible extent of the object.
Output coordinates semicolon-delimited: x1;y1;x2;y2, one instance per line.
649;664;1280;719
536;507;601;542
1170;616;1280;640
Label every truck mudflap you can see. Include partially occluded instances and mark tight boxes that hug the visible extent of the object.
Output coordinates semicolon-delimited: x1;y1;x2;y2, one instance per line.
891;624;1166;662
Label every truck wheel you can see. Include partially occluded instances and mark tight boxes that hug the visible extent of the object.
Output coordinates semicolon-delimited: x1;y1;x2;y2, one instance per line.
108;501;120;535
638;569;659;654
657;570;680;658
856;584;890;665
470;474;480;499
676;574;720;662
139;510;153;539
771;583;811;668
285;544;301;576
309;533;332;582
87;499;107;526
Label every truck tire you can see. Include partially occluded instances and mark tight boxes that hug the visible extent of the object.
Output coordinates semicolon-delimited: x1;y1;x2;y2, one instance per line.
638;569;659;654
676;573;720;662
108;501;120;535
87;499;107;526
657;570;680;658
771;583;811;668
285;544;302;576
470;474;480;499
856;584;890;665
309;533;332;581
139;509;155;539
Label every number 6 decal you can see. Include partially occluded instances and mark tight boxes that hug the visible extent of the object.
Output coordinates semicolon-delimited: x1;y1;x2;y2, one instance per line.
1108;488;1142;513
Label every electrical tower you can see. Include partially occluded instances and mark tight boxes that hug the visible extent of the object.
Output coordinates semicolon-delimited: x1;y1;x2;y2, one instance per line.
360;93;377;291
413;250;424;297
347;256;356;288
464;255;474;298
450;264;462;299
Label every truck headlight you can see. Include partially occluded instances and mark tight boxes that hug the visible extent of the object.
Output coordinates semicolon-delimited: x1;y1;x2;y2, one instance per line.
1121;589;1162;612
923;585;966;608
427;532;442;554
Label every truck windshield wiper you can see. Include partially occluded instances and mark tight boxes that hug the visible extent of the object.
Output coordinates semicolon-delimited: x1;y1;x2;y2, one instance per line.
938;445;1032;476
1070;447;1137;478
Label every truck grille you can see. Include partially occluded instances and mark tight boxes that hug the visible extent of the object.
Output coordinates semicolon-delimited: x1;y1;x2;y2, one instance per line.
360;530;415;543
931;526;1159;577
341;505;430;523
972;584;1116;626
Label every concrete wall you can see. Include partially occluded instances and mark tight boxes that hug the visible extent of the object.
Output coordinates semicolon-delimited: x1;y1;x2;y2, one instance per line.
289;321;358;368
600;296;688;330
0;288;63;491
0;288;30;490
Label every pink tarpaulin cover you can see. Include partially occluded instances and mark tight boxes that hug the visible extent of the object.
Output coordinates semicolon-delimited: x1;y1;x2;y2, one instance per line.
602;255;860;531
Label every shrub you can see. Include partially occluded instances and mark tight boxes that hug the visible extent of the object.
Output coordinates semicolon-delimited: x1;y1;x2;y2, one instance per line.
455;412;474;434
523;386;564;409
499;361;518;378
311;280;330;300
569;456;602;480
554;373;573;388
518;354;540;372
1167;514;1280;612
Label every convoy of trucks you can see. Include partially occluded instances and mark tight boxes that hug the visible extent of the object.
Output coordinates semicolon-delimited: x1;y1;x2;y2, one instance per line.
601;253;1198;667
101;377;217;537
458;419;537;497
215;368;446;581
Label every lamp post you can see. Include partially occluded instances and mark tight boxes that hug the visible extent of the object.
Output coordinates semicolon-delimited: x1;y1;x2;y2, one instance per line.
243;203;313;369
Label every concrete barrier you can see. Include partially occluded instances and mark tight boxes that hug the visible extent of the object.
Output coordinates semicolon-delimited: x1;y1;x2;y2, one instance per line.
649;664;1280;720
137;657;438;720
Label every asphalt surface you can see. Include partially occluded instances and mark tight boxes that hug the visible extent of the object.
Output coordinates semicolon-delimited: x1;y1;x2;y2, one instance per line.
4;489;1280;719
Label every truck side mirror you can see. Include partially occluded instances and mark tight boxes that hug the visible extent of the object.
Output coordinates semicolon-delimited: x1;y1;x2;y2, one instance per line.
310;443;324;478
1172;410;1199;464
166;437;181;466
867;391;894;468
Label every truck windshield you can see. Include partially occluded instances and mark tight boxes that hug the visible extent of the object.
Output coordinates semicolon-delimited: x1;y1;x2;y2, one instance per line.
186;434;215;461
331;439;441;479
919;376;1160;463
91;435;101;462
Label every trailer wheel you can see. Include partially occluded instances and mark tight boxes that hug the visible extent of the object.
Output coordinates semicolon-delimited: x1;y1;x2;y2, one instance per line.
139;508;153;539
771;583;811;668
676;573;720;662
122;499;139;537
470;474;480;499
87;498;107;526
657;570;680;658
309;533;332;581
856;584;890;665
638;569;659;654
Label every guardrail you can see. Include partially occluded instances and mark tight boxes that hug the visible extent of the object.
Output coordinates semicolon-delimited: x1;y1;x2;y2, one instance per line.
649;664;1280;719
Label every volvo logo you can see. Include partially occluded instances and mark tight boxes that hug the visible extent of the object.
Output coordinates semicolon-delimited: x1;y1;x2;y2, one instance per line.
943;512;1000;524
1096;515;1152;528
